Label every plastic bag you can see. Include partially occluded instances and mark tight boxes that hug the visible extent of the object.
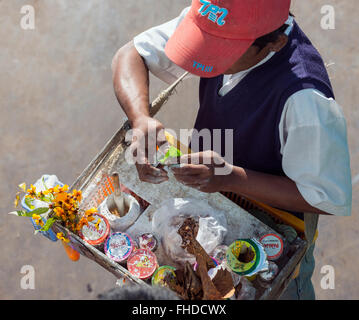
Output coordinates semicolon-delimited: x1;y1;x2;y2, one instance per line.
152;198;227;265
21;174;63;242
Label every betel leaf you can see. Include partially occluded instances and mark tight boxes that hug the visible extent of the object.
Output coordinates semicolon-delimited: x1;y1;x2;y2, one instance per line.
25;197;35;210
8;210;33;217
168;145;183;157
40;217;56;232
38;194;52;203
159;146;183;164
29;207;49;215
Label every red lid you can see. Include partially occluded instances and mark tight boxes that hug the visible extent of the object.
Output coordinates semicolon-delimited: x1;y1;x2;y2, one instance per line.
259;233;284;260
127;249;158;280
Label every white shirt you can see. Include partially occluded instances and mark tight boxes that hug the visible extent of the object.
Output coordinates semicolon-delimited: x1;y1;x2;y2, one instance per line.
133;7;352;216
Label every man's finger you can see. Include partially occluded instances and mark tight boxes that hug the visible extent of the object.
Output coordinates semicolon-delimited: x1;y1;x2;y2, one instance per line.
130;138;149;165
172;164;209;175
179;153;206;165
173;173;202;184
137;163;168;177
140;174;169;184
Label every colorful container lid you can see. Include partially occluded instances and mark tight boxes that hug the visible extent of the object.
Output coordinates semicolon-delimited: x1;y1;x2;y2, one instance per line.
104;232;134;262
211;245;229;264
259;233;284;261
226;239;260;276
226;239;269;280
137;233;158;252
127;248;158;280
79;213;110;246
152;266;176;287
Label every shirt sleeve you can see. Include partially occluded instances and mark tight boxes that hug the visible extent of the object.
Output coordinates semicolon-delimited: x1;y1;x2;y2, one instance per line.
279;89;352;216
133;7;193;84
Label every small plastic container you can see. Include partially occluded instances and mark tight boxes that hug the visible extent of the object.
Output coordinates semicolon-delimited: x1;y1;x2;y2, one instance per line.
226;240;260;276
226;239;268;282
127;248;158;280
211;245;229;264
136;233;158;252
79;213;110;249
259;233;284;261
104;232;134;263
256;261;279;289
151;266;176;287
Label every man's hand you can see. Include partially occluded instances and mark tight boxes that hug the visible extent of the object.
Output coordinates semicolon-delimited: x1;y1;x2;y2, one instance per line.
112;42;169;184
129;116;169;184
171;151;233;193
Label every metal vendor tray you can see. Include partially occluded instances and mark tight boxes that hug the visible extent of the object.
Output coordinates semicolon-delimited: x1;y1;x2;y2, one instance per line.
52;120;308;300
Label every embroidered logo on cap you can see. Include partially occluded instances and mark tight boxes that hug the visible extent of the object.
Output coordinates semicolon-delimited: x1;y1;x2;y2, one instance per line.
198;0;228;26
193;61;213;73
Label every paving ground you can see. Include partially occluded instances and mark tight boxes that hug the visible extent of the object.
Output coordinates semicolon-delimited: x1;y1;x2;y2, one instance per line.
0;0;357;299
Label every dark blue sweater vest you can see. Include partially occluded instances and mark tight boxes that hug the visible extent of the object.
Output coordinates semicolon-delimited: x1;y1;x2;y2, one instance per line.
193;22;334;178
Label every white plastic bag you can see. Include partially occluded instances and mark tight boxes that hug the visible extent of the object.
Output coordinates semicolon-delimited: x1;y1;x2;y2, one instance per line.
152;198;227;265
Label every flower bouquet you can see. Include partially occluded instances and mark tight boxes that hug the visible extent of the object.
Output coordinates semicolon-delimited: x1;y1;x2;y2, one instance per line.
10;179;98;245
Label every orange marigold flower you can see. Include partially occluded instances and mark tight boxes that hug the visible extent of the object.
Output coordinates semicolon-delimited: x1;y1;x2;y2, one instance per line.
43;189;51;195
52;185;60;194
38;191;46;198
54;207;64;217
76;217;88;231
85;207;97;216
32;214;43;226
60;185;69;192
14;193;21;208
54;192;68;203
62;202;72;211
26;184;37;197
56;232;70;243
72;189;82;201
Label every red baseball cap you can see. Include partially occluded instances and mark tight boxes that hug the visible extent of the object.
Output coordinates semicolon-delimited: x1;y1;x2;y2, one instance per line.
165;0;291;78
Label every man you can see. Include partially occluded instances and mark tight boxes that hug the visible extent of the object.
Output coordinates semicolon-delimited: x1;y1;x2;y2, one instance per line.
112;0;352;299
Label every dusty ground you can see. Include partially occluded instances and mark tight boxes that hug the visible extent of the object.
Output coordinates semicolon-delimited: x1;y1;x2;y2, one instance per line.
0;0;357;299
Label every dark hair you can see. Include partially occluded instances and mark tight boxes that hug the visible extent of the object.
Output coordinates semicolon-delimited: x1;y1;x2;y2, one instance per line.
252;12;294;50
